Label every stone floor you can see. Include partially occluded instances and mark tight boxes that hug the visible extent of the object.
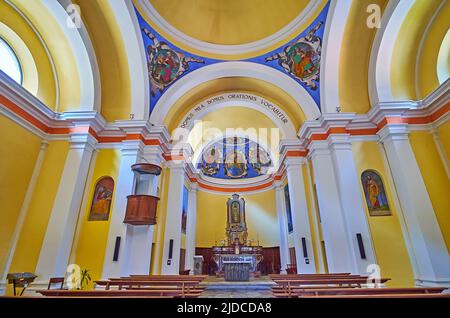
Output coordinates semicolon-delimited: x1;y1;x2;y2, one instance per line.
199;276;274;298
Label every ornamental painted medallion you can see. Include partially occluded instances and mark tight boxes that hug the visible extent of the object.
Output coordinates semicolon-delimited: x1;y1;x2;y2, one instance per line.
265;22;322;90
142;27;204;96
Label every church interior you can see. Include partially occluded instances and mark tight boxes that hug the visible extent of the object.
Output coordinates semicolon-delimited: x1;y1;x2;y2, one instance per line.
0;0;449;299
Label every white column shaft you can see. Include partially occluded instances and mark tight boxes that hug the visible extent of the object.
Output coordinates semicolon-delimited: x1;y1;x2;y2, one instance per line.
122;225;154;275
310;143;355;273
275;185;290;274
101;141;143;278
380;126;450;285
35;135;95;281
285;160;316;273
329;135;377;274
161;165;185;274
185;186;198;273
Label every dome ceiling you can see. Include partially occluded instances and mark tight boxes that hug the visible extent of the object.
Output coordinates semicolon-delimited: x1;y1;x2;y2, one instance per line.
147;0;313;45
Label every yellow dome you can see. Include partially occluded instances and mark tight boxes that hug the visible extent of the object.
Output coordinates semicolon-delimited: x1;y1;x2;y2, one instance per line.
148;0;312;45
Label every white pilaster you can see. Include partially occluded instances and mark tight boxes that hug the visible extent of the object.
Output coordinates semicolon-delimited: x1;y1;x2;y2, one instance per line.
185;183;198;274
35;133;96;283
161;163;186;274
1;141;49;295
122;225;154;275
309;141;356;273
101;140;143;279
328;134;377;274
379;124;450;286
285;157;316;273
274;181;290;274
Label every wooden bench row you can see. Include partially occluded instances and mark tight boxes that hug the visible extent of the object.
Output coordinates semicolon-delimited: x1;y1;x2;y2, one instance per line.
273;287;447;298
270;273;448;298
38;275;206;298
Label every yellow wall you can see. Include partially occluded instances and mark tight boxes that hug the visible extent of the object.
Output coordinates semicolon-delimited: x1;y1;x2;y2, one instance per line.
352;141;414;287
149;0;310;45
409;130;450;252
6;140;68;295
196;190;279;247
152;167;170;274
10;0;81;113
0;115;41;277
391;0;441;100
73;149;121;289
302;164;320;272
74;0;131;121
339;0;388;113
438;120;450;162
418;1;450;98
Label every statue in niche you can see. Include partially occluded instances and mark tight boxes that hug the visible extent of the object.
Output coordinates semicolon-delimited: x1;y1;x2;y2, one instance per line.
226;194;248;246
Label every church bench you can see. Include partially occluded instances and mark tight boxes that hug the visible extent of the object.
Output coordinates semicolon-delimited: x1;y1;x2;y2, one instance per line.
37;289;199;298
293;287;447;297
297;293;450;299
123;275;207;281
269;273;351;279
270;275;362;281
94;280;201;292
272;277;390;287
272;277;391;297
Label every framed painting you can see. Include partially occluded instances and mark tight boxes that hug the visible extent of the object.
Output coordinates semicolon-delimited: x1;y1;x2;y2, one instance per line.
361;170;391;216
88;176;114;221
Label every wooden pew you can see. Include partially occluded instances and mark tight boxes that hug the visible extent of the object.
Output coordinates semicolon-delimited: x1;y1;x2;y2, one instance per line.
129;275;207;281
94;279;203;297
272;277;391;297
114;275;206;283
298;293;450;299
269;273;352;279
293;287;447;297
37;289;186;298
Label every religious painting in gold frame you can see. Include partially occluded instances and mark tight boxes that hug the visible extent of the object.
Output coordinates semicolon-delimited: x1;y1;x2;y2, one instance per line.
361;170;391;216
88;176;114;221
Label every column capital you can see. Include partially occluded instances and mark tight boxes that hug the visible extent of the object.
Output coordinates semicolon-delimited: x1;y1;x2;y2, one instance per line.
308;140;331;159
143;145;164;166
69;133;97;151
166;160;186;171
40;140;49;150
377;123;409;143
189;182;199;192
273;180;284;190
327;134;352;151
284;156;306;169
120;140;145;157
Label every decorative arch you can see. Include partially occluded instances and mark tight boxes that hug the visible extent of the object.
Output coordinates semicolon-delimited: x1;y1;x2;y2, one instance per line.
5;0;99;112
0;36;22;84
320;0;352;113
176;92;297;138
0;22;38;94
149;62;321;125
136;0;324;57
368;0;415;105
107;0;150;120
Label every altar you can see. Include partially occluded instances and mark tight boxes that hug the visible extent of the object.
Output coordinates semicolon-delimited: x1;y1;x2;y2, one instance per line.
212;194;263;281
